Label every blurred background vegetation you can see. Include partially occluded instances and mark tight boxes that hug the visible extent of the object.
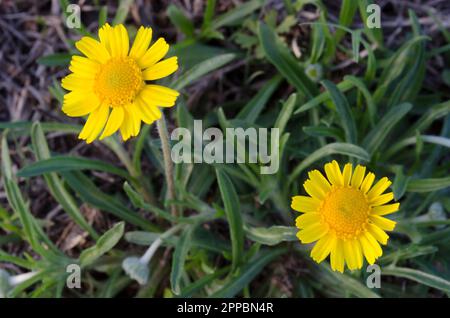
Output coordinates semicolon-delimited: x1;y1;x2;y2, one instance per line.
0;0;449;298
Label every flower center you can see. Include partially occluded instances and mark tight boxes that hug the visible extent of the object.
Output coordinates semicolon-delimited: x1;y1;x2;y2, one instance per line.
94;57;143;107
320;186;369;239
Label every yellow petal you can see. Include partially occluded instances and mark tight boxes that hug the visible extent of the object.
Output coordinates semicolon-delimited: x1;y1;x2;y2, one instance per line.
311;233;335;263
351;165;366;188
343;239;358;270
303;179;325;200
138;38;169;69
308;170;331;194
135;96;162;124
142;56;178;80
369;215;396;231
61;74;94;91
69;56;100;78
78;104;110;143
295;213;320;229
367;177;392;200
296;223;328;244
331;160;344;186
129;26;152;60
62;92;100;117
360;172;375;194
330;239;345;273
371;203;400;216
75;36;110;63
363;231;383;258
367;223;389;245
98;23;113;53
139;85;179;107
370;192;394;206
100;106;124;140
126;103;142;137
342;163;353;186
291;195;320;213
359;234;376;264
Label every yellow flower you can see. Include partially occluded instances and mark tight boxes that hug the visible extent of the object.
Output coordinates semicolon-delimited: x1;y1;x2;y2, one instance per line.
61;24;179;143
291;160;399;273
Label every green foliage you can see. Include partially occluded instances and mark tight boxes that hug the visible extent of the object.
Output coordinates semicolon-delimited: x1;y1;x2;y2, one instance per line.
1;0;449;298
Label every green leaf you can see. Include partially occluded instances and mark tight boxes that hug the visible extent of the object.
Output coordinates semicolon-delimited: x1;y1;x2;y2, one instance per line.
274;93;297;136
211;0;264;29
362;103;412;155
167;5;195;38
37;53;72;66
335;0;358;43
406;177;450;193
30;123;99;239
211;248;286;297
1;133;61;259
170;226;195;295
17;155;130;180
383;267;450;293
288;143;370;186
79;222;125;267
236;75;282;123
245;225;297;246
62;171;157;231
321;80;357;143
172;53;236;91
215;168;244;272
112;0;133;25
258;22;318;98
392;167;410;200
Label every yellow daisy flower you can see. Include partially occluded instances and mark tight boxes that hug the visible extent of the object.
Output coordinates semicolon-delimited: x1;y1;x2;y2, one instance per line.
291;160;399;273
61;23;179;143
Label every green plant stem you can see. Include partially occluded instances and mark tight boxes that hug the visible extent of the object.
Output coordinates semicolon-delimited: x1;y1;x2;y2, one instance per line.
156;112;178;217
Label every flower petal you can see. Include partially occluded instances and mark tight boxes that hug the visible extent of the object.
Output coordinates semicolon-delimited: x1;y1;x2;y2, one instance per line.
75;36;110;63
360;172;375;194
296;223;328;244
370;192;394;206
311;233;335;263
62;91;100;117
308;170;331;194
138;38;169;69
69;56;100;78
367;223;389;245
351;165;366;189
129;26;152;60
330;239;345;273
342;163;353;186
295;213;320;229
142;57;178;80
291;195;320;213
303;179;325;200
139;85;179;107
369;215;396;231
134;96;162;124
100;106;124;140
367;177;392;200
371;203;400;216
78;104;110;143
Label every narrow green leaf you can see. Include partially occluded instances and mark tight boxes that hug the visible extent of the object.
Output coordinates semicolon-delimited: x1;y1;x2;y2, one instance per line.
362;103;412;155
17;155;130;180
167;5;195;37
80;222;125;267
172;53;236;91
215;168;244;272
30;123;99;239
406;177;450;193
37;53;72;66
236;75;282;123
321;80;357;144
274;93;297;136
288;143;370;186
211;0;264;29
383;267;450;293
245;225;297;246
171;226;195;295
258;22;318;98
211;248;286;297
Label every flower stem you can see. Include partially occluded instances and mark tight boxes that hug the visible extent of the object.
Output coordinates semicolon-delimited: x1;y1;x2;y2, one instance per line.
156;112;178;217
